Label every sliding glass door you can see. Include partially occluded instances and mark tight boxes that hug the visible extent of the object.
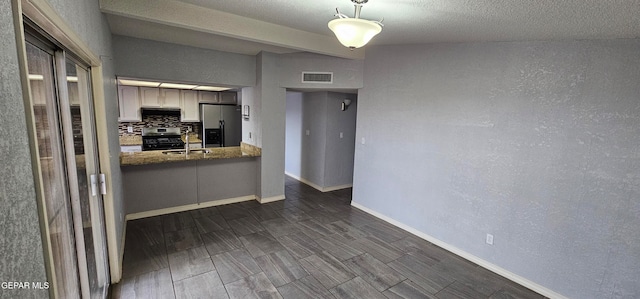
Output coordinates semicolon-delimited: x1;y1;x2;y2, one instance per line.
64;55;110;299
26;29;109;299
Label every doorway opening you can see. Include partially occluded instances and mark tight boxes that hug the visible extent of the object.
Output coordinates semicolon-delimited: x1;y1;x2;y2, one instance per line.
284;90;358;195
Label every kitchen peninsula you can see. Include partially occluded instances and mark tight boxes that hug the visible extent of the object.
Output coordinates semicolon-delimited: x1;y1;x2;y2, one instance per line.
120;142;260;166
120;142;261;218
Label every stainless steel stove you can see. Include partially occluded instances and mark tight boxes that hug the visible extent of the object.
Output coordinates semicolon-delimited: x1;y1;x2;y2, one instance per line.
141;127;184;151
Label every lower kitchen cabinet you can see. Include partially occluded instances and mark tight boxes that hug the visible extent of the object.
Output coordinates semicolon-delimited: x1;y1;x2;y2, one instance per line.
122;158;257;215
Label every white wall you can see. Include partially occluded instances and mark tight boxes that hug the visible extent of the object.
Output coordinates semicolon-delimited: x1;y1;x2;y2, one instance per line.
353;40;640;299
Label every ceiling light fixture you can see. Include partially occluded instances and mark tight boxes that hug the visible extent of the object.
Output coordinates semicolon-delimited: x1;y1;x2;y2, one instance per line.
328;0;383;49
193;86;231;91
117;77;233;91
118;79;160;87
158;83;198;89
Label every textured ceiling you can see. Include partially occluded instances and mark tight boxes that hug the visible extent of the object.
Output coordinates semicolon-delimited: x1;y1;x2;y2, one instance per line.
102;0;640;58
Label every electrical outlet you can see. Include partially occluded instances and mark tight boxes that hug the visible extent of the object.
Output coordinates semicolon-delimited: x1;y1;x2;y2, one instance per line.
361;137;366;144
306;130;310;136
340;132;344;139
187;125;192;132
486;233;494;245
127;126;133;133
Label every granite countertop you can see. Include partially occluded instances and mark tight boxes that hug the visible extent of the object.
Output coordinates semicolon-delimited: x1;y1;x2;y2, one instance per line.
182;133;202;144
120;142;261;166
120;135;142;146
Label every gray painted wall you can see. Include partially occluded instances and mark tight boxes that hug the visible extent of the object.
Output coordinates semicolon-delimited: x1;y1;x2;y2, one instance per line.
285;91;357;189
300;92;328;186
241;86;260;146
353;40;640;298
2;0;121;295
324;92;357;187
256;52;286;199
113;35;256;87
284;92;303;177
0;2;48;298
278;52;364;90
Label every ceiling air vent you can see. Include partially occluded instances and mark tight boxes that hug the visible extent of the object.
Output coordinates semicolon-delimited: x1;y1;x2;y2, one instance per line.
302;72;333;84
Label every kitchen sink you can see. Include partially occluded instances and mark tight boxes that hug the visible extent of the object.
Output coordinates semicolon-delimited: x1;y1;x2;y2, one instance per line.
162;149;211;155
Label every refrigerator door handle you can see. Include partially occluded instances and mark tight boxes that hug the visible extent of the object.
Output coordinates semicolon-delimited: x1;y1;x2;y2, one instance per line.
220;120;225;147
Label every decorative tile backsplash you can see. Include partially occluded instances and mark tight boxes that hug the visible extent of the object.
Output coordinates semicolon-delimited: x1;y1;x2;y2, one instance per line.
119;115;201;137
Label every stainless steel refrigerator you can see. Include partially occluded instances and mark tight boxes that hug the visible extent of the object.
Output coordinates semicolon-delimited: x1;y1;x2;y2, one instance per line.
201;104;242;147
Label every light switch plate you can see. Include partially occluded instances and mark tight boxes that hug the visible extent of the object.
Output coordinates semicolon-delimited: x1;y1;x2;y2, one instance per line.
486;233;494;245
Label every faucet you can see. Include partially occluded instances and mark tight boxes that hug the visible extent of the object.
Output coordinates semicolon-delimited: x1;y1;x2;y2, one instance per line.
184;128;190;155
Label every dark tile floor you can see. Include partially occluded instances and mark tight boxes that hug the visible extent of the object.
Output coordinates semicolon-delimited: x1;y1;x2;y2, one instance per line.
111;176;546;299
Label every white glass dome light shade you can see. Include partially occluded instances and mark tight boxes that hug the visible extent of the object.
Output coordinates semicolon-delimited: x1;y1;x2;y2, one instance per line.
328;18;382;49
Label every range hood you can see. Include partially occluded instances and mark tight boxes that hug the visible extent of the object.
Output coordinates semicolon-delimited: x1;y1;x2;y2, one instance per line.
141;108;181;117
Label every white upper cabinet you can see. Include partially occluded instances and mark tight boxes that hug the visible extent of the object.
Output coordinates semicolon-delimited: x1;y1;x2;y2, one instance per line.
198;91;236;104
162;89;181;108
118;86;141;122
140;87;181;108
198;91;219;103
219;92;237;104
181;90;200;122
140;87;161;107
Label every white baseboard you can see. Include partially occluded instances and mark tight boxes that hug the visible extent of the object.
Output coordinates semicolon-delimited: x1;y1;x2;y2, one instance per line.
285;172;352;192
351;202;568;299
126;195;256;220
322;184;353;192
257;195;286;203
